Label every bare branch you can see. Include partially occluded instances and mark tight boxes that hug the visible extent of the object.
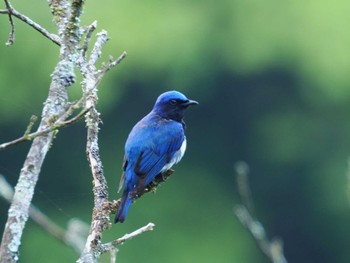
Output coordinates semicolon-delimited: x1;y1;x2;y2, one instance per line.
80;21;98;61
75;24;130;262
1;0;61;46
235;205;287;263
100;223;155;254
0;174;88;255
109;248;117;263
0;106;90;150
0;0;85;260
48;0;70;35
0;124;57;263
4;0;15;45
1;1;131;262
135;169;175;198
24;115;38;136
64;0;84;47
89;30;109;68
99;52;127;77
234;161;288;263
77;30;111;263
235;161;256;216
0;156;161;261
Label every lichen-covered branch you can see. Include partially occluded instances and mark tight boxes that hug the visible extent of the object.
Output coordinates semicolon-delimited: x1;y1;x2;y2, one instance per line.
1;1;161;262
0;114;63;263
0;106;90;150
76;29;126;263
234;162;288;263
0;174;88;255
48;0;70;37
0;1;84;261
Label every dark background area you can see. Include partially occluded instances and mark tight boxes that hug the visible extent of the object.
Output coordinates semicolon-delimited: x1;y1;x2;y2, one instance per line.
1;1;350;262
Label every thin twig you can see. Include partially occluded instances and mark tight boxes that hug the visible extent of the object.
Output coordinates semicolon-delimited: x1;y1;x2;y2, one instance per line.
234;161;288;263
235;161;256;216
4;0;15;45
1;1;61;46
59;97;85;121
24;115;38;136
99;52;127;77
235;205;287;263
88;30;109;68
81;21;97;60
0;107;90;150
100;223;155;254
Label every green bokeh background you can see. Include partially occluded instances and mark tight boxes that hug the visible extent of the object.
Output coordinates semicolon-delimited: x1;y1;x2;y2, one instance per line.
1;0;350;262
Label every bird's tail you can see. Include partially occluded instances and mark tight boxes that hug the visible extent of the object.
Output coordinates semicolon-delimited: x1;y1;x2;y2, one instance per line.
114;191;132;223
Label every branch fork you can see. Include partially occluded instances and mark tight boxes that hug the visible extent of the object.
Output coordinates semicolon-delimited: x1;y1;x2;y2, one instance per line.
0;1;163;263
1;0;61;46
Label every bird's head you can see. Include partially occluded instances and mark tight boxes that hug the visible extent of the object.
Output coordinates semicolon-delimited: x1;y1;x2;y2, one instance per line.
152;90;198;122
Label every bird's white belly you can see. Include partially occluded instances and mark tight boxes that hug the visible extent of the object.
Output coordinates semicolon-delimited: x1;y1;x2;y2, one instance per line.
161;139;187;172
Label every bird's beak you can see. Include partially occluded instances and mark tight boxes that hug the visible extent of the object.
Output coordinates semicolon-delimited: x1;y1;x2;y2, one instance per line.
183;99;199;106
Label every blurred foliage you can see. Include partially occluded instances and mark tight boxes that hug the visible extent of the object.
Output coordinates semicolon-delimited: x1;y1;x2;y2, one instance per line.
1;0;350;262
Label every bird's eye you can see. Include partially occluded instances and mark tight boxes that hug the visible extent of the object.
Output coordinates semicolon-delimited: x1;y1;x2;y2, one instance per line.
169;99;177;105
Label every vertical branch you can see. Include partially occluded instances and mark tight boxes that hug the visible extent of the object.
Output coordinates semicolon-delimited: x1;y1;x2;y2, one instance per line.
48;0;70;36
0;104;64;263
1;2;132;262
78;103;109;263
77;30;126;263
4;0;15;45
234;161;288;263
0;1;84;262
77;31;110;263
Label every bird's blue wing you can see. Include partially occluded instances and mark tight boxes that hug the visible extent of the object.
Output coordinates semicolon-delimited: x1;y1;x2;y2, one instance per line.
135;135;184;181
125;116;185;189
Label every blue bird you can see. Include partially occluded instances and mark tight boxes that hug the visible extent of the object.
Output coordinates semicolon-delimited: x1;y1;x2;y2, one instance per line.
114;90;198;223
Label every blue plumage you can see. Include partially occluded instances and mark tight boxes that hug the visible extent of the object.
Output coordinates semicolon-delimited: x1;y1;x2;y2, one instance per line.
115;91;198;223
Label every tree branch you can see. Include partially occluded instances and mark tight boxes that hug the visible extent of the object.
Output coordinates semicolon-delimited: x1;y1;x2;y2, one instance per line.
0;106;90;150
1;0;61;46
234;162;288;263
98;52;128;79
100;223;155;254
77;29;126;263
0;174;88;255
80;21;98;61
1;2;156;262
48;0;70;36
3;0;14;45
0;0;84;261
